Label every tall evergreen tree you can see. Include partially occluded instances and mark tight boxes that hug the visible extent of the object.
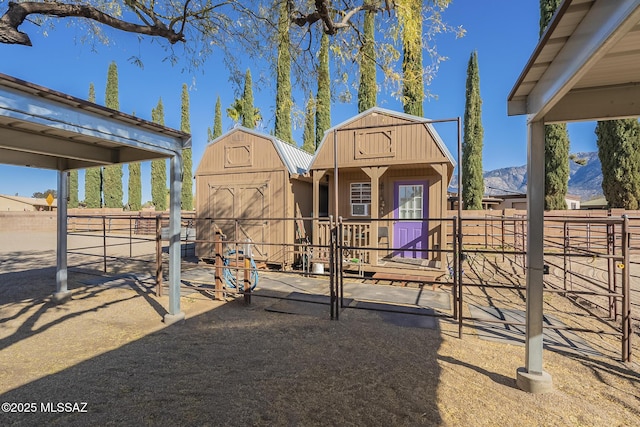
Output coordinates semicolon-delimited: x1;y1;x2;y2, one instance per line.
127;163;142;211
596;119;640;209
540;0;569;210
242;69;257;129
68;170;79;208
399;0;423;117
151;98;167;211
103;61;123;209
274;0;293;144
85;82;101;208
316;31;331;149
213;96;223;138
462;51;484;210
181;83;194;210
302;92;316;154
208;95;223;142
358;0;377;113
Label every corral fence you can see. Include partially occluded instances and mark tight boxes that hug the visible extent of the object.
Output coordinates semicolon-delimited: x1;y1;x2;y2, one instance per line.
65;210;637;362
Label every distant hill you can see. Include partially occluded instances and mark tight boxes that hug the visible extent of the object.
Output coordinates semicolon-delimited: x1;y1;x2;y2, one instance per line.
450;151;603;201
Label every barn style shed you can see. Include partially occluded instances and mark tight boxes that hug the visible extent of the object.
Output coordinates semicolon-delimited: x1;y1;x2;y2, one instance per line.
308;107;455;271
195;127;313;267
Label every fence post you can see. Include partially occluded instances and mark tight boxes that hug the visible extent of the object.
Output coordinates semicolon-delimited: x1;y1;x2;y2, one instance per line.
102;215;107;273
244;239;252;305
329;215;335;320
155;215;162;296
621;215;631;362
607;223;615;319
215;231;224;301
129;216;133;258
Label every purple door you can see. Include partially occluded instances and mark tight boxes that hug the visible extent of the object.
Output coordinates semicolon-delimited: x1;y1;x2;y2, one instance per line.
393;181;428;258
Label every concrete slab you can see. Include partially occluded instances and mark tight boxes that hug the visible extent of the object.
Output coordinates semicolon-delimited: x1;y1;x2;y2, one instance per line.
265;292;352;317
342;282;451;311
354;301;438;329
468;304;600;357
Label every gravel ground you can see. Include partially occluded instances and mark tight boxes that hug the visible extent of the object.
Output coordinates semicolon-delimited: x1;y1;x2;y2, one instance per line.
0;232;639;426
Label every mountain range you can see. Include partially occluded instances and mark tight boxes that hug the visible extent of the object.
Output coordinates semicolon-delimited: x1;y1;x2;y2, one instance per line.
451;151;604;201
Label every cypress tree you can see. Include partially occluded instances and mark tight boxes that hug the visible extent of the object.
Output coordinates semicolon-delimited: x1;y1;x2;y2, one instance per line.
85;82;101;208
151;98;167;211
462;51;484;210
274;0;293;144
596;119;640;209
302;92;316;154
127;163;142;211
540;0;569;210
399;0;423;117
208;96;223;142
316;31;331;149
181;83;194;210
242;69;257;129
103;61;123;209
358;0;377;113
69;170;79;208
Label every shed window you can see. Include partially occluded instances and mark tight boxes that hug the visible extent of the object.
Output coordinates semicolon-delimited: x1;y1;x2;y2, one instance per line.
350;183;371;216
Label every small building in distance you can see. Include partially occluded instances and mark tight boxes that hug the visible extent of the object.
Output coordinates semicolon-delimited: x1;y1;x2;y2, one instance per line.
0;194;57;211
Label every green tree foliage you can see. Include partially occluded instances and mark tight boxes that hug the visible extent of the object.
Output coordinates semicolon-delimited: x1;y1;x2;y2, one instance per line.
316;31;331;149
544;124;569;210
398;0;423;117
3;1;460;114
85;168;102;208
68;170;79;208
302;92;316;154
274;0;293;144
596;119;640;209
84;82;101;208
181;83;194;210
208;96;223;142
127;162;142;211
151;98;167;211
358;0;377;113
227;70;260;128
462;51;484;210
540;0;569;210
103;61;123;209
88;83;95;103
241;69;257;129
33;189;56;198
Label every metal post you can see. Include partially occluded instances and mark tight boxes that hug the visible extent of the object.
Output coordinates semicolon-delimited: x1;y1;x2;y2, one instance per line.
621;215;631;362
129;216;133;258
215;231;224;301
607;223;615;319
516;119;553;393
102;215;107;273
165;153;184;323
155;215;162;297
329;215;335;320
244;239;252;305
53;169;70;303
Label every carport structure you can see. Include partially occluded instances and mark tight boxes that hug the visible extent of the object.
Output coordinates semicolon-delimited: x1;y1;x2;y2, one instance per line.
508;0;640;392
0;73;191;324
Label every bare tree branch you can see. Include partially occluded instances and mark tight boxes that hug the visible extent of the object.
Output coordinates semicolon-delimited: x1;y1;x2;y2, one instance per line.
0;1;185;46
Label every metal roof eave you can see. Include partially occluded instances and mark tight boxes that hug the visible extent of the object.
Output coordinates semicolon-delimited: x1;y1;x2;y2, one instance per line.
507;0;640;122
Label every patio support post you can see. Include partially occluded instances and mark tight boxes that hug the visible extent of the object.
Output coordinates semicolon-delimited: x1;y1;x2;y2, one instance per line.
164;152;185;325
363;166;387;264
312;170;325;247
516;119;553;393
53;169;70;303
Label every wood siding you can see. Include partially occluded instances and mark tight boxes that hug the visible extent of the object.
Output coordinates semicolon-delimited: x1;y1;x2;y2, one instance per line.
311;114;450;171
195;130;312;265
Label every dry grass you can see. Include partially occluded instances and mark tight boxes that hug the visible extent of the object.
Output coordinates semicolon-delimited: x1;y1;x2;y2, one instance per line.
0;233;639;426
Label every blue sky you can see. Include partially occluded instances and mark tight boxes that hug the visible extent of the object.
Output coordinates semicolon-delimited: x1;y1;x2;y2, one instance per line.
0;0;600;202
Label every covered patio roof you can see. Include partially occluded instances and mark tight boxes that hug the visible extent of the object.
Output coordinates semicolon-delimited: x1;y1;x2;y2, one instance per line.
508;0;640;122
507;0;640;393
0;73;189;170
0;72;191;324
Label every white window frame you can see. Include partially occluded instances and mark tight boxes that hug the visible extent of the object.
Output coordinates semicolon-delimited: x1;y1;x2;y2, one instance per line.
350;182;371;217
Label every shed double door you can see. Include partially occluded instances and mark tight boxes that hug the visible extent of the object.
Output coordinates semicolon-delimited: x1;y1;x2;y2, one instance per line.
209;183;270;258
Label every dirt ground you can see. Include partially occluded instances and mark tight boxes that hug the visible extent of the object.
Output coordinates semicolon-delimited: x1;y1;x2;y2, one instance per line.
0;232;639;426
